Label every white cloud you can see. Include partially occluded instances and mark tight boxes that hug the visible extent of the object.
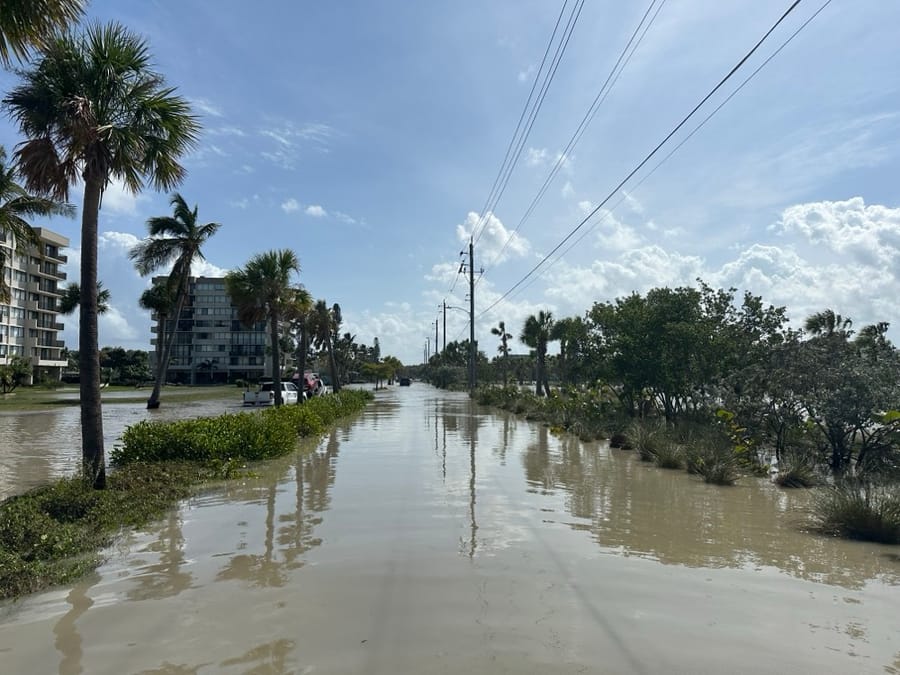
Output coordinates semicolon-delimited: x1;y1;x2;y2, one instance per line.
517;64;536;83
100;178;147;216
99;231;141;252
561;181;575;199
526;147;548;167
305;205;327;218
281;198;300;213
334;211;357;225
578;200;593;215
191;259;230;278
456;211;530;266
190;97;223;117
207;125;245;137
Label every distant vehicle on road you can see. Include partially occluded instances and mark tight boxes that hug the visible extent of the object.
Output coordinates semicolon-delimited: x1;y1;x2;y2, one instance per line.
242;381;300;406
399;377;411;386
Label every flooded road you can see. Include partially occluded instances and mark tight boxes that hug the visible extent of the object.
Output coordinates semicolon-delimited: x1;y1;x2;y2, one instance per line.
1;384;898;673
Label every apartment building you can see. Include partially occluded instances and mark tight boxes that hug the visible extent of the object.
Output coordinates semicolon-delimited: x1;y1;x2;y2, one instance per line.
0;227;69;383
149;276;269;384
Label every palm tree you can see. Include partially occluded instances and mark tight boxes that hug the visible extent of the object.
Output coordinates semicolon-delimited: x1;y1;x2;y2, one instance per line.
491;321;513;386
0;0;83;66
804;309;853;338
129;193;220;408
226;249;303;406
0;147;73;303
139;283;177;388
4;23;199;487
520;310;554;397
58;281;109;315
550;316;585;386
311;300;342;393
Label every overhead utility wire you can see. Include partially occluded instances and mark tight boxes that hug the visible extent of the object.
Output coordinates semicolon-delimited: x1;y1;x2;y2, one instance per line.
473;0;585;247
442;0;571;301
482;0;665;274
469;0;569;247
478;0;806;318
506;0;835;301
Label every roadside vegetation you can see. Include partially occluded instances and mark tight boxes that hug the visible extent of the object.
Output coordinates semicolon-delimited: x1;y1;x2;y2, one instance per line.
0;390;371;599
447;284;900;545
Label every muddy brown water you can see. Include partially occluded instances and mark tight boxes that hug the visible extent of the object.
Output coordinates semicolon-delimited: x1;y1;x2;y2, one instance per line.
1;385;898;674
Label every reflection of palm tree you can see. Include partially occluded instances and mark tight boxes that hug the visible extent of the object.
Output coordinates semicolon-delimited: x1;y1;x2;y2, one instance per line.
53;574;96;675
127;510;192;600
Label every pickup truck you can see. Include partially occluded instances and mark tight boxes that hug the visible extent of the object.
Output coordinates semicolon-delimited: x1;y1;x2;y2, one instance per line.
242;381;300;406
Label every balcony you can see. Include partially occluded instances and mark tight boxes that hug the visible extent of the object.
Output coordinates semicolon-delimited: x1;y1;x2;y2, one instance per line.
53;322;64;331
54;340;65;348
50;269;67;280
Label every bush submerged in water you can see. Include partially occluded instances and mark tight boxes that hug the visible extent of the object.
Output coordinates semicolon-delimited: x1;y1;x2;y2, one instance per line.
814;481;900;544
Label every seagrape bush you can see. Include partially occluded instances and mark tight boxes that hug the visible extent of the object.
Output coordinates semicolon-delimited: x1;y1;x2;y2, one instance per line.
113;390;372;465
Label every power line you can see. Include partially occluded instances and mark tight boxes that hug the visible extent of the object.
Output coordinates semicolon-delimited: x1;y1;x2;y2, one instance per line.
479;0;807;318
504;0;834;304
482;0;666;275
472;0;585;247
441;0;574;301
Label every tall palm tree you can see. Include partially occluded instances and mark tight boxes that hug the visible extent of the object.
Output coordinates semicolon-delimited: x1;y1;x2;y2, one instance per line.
0;147;73;303
491;321;512;386
311;300;341;392
4;23;199;487
58;281;109;315
520;310;554;397
226;249;303;406
0;0;84;66
550;316;585;386
129;193;220;408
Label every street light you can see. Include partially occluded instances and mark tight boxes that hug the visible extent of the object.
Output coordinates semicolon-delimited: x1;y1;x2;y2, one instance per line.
442;301;467;353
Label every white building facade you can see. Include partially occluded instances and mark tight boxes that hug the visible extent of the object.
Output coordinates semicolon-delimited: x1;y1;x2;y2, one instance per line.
0;227;69;383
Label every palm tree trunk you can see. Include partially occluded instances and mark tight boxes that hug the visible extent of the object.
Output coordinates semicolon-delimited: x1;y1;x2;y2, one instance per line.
80;176;105;488
148;276;187;409
270;311;283;406
326;336;340;392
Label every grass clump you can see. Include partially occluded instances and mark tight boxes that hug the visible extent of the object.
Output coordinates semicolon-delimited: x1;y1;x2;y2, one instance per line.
628;420;664;461
684;432;740;485
774;450;819;488
814;482;900;544
653;441;685;470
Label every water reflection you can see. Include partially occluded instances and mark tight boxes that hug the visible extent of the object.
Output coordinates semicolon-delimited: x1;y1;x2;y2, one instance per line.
518;424;900;589
215;429;341;588
0;398;251;499
52;575;97;675
127;511;193;601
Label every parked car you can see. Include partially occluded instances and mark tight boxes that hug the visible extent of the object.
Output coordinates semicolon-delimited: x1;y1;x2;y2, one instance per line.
242;381;300;406
399;377;411;386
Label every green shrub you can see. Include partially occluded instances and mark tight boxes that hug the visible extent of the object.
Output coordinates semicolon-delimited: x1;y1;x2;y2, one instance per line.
814;482;900;544
112;390;371;466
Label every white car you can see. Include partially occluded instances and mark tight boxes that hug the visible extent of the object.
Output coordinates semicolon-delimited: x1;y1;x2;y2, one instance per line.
242;381;301;406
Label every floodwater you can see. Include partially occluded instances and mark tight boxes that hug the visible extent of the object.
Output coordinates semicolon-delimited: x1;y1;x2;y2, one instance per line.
1;385;899;674
0;393;248;499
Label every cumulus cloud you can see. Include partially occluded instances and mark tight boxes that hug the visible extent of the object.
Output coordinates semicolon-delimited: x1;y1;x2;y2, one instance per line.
101;178;147;216
281;198;300;213
456;211;530;265
305;205;327;217
777;197;900;267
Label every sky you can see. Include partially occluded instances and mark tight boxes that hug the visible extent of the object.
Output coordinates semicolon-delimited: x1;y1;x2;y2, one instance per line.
2;0;899;366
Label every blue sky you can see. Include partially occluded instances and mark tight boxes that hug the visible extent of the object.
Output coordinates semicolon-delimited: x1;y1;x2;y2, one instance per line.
3;0;900;365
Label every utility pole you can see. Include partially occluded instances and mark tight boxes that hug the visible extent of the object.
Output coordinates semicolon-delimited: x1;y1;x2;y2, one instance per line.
434;319;438;355
468;237;476;391
442;301;447;352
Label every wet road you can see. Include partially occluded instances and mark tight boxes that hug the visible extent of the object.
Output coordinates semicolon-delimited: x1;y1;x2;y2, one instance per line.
1;384;899;673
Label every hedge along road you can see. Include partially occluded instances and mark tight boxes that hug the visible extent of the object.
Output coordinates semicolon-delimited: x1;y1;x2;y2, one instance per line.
1;383;899;674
